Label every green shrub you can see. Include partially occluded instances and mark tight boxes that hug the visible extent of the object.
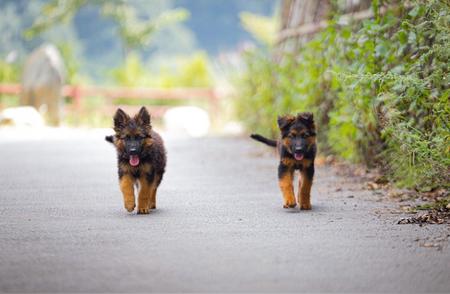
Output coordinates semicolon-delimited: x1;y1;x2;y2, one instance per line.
0;60;20;108
111;52;212;88
0;60;19;83
235;0;449;190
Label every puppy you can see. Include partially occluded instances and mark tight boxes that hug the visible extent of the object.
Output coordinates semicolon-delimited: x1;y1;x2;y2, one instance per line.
106;107;166;214
251;112;316;209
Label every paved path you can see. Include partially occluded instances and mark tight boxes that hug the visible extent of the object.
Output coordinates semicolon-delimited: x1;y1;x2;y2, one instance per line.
0;132;449;292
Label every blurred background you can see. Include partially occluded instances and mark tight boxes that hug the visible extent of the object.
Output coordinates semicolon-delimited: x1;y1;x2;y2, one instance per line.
0;0;448;192
0;0;278;133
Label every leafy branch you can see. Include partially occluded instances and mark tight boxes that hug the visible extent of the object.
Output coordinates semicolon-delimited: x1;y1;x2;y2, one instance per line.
25;0;189;57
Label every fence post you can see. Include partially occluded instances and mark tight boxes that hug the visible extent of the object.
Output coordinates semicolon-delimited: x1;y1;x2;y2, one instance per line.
208;88;219;127
71;85;81;111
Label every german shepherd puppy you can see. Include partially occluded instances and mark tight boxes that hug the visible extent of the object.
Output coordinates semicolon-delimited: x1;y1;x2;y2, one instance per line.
105;107;166;214
250;112;316;210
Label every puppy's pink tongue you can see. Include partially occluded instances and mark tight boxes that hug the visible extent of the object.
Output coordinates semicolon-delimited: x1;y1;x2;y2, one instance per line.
129;155;140;166
295;154;304;160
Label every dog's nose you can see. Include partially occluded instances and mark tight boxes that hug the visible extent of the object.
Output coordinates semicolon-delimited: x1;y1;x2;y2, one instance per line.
295;147;304;152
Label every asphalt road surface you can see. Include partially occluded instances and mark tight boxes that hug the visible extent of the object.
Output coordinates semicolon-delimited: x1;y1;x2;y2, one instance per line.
0;130;449;292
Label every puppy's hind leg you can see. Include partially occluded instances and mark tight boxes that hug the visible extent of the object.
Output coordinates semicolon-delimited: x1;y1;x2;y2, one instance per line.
149;175;162;209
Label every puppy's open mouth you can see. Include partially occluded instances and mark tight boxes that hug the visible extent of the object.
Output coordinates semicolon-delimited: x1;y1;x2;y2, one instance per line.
294;153;304;160
129;155;140;166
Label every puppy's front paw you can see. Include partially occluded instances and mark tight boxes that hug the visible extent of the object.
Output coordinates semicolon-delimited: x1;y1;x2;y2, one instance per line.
137;207;150;214
124;203;135;212
283;203;297;209
300;203;312;210
283;197;297;208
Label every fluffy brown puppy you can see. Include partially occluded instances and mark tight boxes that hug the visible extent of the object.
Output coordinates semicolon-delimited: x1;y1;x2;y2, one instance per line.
106;107;166;214
251;112;317;210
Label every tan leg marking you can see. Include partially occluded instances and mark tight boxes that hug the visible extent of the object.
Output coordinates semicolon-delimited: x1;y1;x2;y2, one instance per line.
120;175;135;212
299;170;312;210
279;170;296;208
137;177;152;214
150;175;162;209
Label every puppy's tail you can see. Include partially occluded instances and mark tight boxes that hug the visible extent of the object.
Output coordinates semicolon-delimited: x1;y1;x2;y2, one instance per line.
105;135;114;144
250;134;277;147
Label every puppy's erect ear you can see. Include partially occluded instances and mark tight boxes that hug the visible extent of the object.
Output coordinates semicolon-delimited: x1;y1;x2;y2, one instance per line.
298;112;315;129
277;115;295;132
113;108;130;132
135;106;151;126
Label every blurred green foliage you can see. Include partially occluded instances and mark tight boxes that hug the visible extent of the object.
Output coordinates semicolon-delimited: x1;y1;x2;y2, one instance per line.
0;60;19;83
56;42;88;85
236;0;449;190
25;0;189;58
101;3;189;56
109;51;212;112
0;60;20;107
239;12;278;46
111;51;212;88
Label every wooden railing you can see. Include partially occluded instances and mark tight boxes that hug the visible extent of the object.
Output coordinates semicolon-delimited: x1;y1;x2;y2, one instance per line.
0;83;219;118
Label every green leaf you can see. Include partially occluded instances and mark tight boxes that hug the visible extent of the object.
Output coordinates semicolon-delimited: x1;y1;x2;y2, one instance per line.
375;43;388;57
408;6;420;18
408;31;417;44
408;5;425;18
397;30;408;44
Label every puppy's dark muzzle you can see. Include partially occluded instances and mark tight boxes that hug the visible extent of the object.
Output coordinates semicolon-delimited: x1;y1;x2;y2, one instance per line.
294;147;305;155
125;141;141;156
128;147;139;155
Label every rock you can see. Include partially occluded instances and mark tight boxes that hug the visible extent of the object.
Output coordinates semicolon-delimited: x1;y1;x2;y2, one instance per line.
354;167;366;177
222;121;244;136
325;155;335;164
367;182;380;190
387;189;401;198
399;205;413;212
422;242;434;247
0;106;44;127
21;44;66;126
163;106;210;137
374;175;389;184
